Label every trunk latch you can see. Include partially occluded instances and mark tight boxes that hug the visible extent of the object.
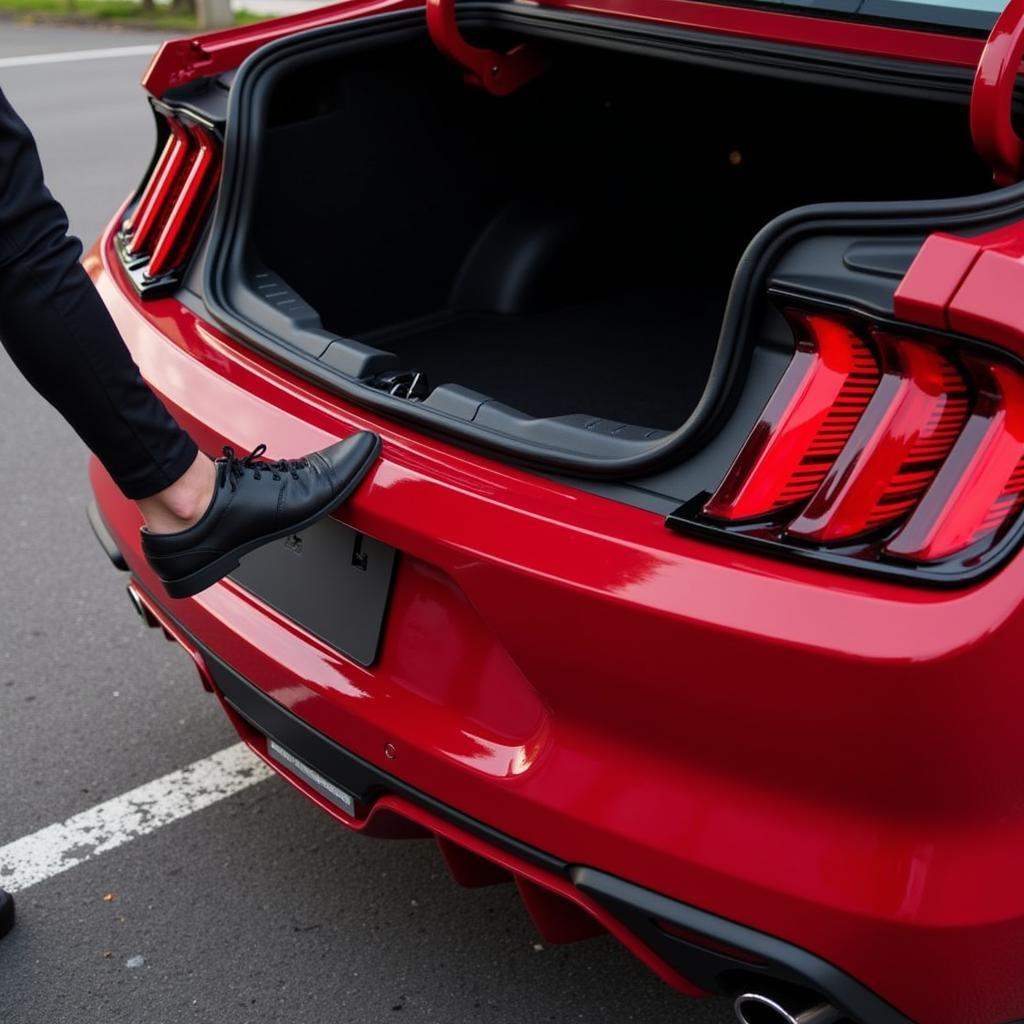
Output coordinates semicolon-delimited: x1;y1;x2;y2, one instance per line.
426;0;544;96
972;0;1024;185
369;368;431;401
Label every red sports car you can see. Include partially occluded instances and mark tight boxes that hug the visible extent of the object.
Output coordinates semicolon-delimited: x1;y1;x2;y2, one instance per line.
87;0;1024;1020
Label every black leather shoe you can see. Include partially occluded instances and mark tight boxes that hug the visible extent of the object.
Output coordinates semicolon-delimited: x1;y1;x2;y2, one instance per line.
0;888;13;938
141;432;381;599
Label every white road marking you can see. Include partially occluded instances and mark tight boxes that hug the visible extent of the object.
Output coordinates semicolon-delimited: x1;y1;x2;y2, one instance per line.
0;742;273;893
0;45;157;70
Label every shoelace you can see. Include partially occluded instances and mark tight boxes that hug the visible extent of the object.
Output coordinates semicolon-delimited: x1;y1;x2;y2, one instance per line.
220;444;309;492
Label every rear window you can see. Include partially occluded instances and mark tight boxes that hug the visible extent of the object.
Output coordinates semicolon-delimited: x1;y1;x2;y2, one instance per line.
747;0;1001;34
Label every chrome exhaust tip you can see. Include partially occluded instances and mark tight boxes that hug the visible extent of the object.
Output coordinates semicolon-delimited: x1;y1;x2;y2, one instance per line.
126;583;159;629
126;583;147;620
734;991;844;1024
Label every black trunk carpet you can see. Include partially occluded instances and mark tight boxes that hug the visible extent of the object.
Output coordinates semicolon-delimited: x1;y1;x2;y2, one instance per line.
360;288;722;432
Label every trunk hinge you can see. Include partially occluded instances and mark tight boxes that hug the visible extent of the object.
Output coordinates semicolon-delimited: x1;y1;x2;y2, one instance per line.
425;0;544;96
971;0;1024;186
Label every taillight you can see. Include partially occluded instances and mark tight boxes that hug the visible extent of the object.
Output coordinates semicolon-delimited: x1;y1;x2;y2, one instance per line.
886;361;1024;561
703;313;881;521
116;111;221;296
786;333;969;543
668;305;1024;584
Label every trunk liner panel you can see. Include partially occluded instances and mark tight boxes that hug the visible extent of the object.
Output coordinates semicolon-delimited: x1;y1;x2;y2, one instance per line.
363;287;722;430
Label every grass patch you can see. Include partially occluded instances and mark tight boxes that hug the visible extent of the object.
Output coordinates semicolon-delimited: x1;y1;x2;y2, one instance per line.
0;0;268;29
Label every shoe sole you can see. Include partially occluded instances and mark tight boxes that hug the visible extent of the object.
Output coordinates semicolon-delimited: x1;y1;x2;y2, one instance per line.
159;434;382;600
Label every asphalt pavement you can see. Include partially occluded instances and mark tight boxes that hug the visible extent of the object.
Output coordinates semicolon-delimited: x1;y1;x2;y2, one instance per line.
0;25;736;1024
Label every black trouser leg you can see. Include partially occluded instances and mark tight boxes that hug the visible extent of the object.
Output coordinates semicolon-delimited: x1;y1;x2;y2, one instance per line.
0;86;198;500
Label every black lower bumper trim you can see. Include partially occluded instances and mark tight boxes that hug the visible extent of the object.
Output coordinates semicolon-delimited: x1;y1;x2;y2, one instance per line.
573;868;913;1024
87;500;128;572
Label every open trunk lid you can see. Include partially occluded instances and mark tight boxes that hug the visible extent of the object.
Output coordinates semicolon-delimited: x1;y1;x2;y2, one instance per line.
119;0;1024;584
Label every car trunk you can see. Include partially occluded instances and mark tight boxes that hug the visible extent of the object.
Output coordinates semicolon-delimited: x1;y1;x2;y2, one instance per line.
234;29;993;438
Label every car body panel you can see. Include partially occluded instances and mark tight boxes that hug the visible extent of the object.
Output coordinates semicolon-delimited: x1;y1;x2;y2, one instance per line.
88;193;1024;1021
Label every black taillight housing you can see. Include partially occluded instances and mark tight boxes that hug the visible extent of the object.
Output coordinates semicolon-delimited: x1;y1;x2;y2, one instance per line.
115;107;222;297
668;296;1024;585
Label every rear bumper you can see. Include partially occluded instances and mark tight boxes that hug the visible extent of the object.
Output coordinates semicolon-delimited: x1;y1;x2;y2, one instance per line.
177;600;918;1024
87;225;1024;1024
86;511;911;1023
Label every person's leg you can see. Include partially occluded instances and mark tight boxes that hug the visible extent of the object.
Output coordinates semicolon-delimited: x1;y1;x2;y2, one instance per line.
0;86;380;598
0;85;210;517
135;456;217;534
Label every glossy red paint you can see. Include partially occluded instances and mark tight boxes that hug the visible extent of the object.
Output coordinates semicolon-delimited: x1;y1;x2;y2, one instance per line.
971;0;1024;186
141;0;420;96
893;232;981;332
425;0;544;95
896;221;1024;360
88;201;1024;1021
947;237;1024;356
139;0;989;99
126;580;705;992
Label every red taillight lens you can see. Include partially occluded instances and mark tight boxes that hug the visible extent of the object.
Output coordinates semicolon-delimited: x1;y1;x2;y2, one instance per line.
118;113;221;289
123;118;193;258
703;313;880;521
786;335;969;543
886;361;1024;561
146;122;221;278
676;306;1024;583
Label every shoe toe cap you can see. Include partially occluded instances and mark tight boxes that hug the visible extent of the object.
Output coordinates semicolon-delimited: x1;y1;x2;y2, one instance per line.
315;431;381;488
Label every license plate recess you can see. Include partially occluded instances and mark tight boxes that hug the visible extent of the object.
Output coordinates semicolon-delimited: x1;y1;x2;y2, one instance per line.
230;518;396;667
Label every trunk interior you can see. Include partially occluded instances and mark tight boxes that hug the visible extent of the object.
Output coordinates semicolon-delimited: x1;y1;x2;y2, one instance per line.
247;35;993;433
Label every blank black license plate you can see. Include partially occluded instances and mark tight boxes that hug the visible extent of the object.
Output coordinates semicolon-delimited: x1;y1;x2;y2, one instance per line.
230;518;396;667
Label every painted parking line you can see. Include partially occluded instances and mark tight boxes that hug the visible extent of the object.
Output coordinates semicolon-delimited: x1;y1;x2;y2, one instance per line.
0;742;273;894
0;45;157;70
